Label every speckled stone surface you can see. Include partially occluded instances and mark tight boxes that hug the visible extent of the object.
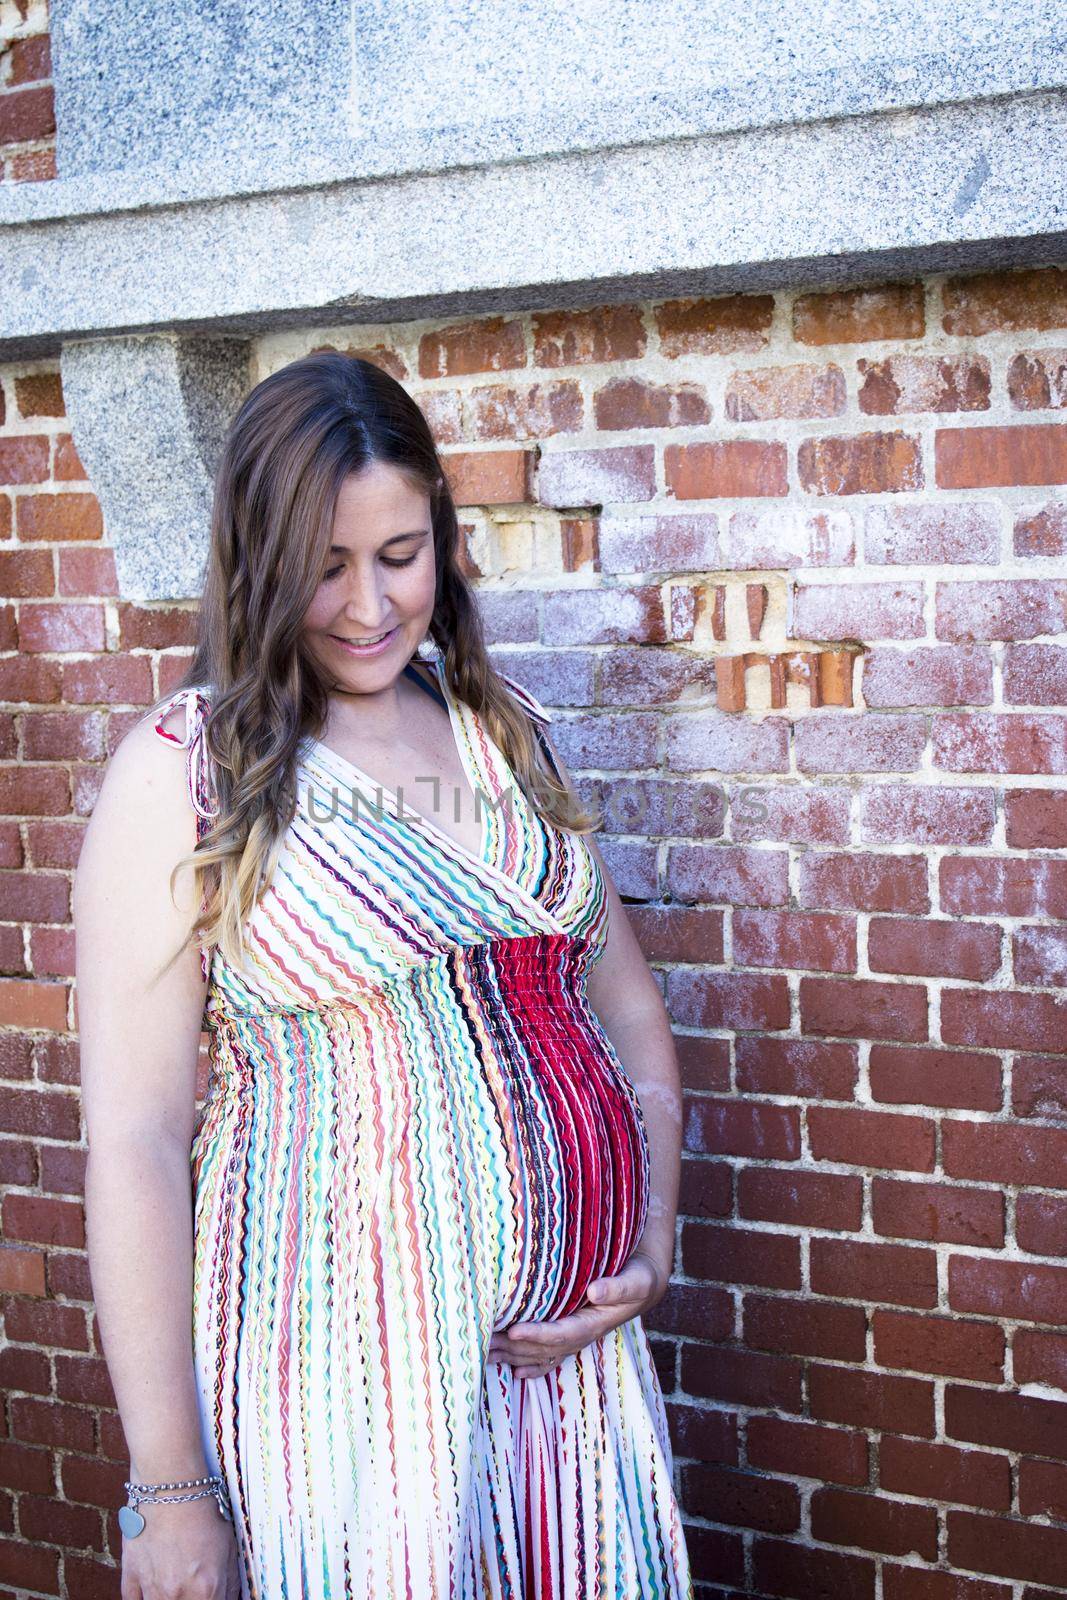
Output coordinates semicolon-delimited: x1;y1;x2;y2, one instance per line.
59;336;252;600
7;1;1065;599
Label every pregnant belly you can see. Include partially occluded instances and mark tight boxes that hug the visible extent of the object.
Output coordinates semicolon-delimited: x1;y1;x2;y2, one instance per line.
457;934;652;1325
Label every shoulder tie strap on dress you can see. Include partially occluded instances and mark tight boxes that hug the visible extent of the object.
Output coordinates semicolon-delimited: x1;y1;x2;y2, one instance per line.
150;686;220;985
151;686;222;826
495;669;552;728
495;669;565;785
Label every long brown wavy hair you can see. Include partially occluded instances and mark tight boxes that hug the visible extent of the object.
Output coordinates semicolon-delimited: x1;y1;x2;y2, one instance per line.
151;350;600;980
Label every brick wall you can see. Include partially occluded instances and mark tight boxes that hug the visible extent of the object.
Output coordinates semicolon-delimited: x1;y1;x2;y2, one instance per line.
4;256;1067;1592
0;2;54;187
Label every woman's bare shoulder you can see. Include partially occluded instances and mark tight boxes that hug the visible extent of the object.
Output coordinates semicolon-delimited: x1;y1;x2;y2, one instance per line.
77;706;201;891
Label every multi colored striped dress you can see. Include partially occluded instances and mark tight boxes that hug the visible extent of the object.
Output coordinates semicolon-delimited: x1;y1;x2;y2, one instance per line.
150;647;693;1600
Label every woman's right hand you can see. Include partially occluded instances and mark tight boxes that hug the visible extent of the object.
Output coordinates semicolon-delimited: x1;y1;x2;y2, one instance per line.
120;1494;242;1600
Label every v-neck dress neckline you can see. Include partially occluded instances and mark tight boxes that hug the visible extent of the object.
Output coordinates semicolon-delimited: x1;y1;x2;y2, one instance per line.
298;652;502;878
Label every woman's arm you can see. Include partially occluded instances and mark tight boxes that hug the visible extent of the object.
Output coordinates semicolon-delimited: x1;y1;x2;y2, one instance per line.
73;706;212;1485
543;731;684;1306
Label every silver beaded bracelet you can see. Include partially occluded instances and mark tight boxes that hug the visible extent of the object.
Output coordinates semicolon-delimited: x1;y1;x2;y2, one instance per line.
119;1473;233;1537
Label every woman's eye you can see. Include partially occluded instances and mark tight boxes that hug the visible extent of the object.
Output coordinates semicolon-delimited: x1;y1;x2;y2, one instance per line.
323;553;419;582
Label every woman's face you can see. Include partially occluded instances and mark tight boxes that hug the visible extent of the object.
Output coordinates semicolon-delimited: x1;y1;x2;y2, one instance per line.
302;461;438;693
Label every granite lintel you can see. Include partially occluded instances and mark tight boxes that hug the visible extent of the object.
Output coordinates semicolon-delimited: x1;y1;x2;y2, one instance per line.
3;88;1066;363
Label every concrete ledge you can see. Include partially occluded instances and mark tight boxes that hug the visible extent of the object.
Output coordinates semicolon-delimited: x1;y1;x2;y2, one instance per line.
3;88;1067;361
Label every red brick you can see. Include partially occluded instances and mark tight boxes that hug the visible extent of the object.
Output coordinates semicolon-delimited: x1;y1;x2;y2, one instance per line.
738;1169;863;1231
810;1238;938;1307
795;714;927;775
744;1294;867;1362
537;444;655;505
1004;644;1067;706
733;909;856;973
675;1035;731;1094
683;1463;799;1532
1;1193;83;1247
665;440;788;499
809;1106;935;1172
665;1401;738;1465
859;785;996;845
948;1509;1067;1587
810;1487;937;1560
0;83;54;144
462;380;584;441
946;1383;1067;1461
655;294;775;358
1014;357;1067;426
753;1535;876;1600
681;1222;801;1290
858;353;990;415
1015;500;1067;558
668;969;790;1032
1017;1192;1067;1257
879;1438;1010;1513
883;1568;1009;1600
680;1343;803;1412
800;976;929;1043
684;1097;799;1160
532;304;647;366
596;514;720;575
630;906;724;965
941;989;1067;1055
16;493;103;543
1004;790;1067;851
809;1363;935;1436
676;1160;732;1224
872;1179;1005;1247
944;1119;1067;1187
865;503;1000;564
419;316;525;377
949;1254;1067;1325
682;1525;744;1588
735;1037;858;1100
667;712;790;774
721;507;855;568
594;376;709;430
942;267;1067;335
862;647;994;709
940;855;1067;918
1013;924;1067;986
667;844;789;906
1019;1456;1067;1519
725;362;846;422
444;447;534;506
868;918;1001;981
934;713;1067;775
872;1309;1005;1381
799;852;929;913
798;432;923;495
1013;1056;1067;1120
729;784;851;844
8;34;52;86
795;582;925;642
936;580;1067;642
936;424;1067;489
747;1415;868;1485
1014;1327;1067;1390
17;602;105;653
795;283;925;345
869;1046;1003;1113
542;585;666;645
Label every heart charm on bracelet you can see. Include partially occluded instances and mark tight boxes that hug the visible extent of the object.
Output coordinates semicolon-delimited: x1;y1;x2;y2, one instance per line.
118;1504;146;1537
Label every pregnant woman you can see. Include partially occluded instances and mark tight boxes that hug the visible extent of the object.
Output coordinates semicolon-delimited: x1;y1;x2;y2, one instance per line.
74;351;692;1598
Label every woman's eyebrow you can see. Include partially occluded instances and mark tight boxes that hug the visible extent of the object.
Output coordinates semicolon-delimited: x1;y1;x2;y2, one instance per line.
328;529;430;553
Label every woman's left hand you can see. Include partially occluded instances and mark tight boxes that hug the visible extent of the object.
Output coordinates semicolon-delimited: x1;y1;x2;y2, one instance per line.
486;1249;670;1380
